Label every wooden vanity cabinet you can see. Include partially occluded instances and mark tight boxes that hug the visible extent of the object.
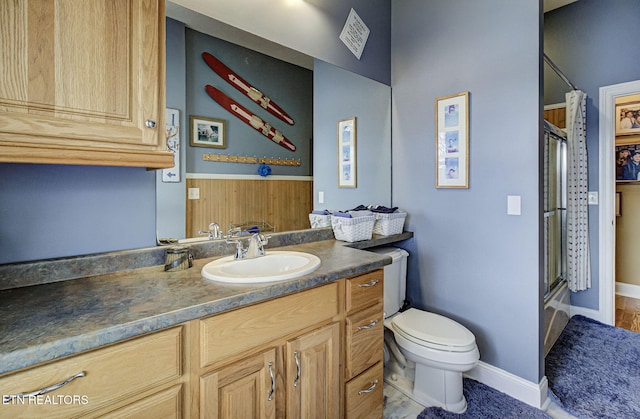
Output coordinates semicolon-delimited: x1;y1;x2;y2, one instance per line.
0;269;385;418
344;270;385;418
0;325;188;418
196;283;340;418
0;0;173;169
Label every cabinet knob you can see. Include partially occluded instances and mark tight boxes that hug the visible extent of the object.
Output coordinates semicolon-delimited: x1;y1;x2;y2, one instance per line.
145;119;157;128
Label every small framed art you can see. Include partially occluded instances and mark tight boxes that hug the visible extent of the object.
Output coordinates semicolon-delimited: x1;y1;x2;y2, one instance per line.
615;101;640;136
338;117;357;188
190;115;226;148
435;92;469;188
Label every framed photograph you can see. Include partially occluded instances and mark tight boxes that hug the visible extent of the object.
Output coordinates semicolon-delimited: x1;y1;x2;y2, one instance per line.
615;101;640;136
190;115;226;148
338;117;357;188
436;92;469;188
616;143;640;182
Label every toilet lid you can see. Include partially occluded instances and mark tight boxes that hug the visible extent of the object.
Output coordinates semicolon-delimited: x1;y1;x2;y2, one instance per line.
391;308;476;352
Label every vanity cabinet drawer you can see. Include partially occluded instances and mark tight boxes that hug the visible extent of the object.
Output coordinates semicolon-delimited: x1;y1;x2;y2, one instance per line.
0;326;184;418
345;270;383;314
200;283;338;368
345;361;383;419
345;302;384;379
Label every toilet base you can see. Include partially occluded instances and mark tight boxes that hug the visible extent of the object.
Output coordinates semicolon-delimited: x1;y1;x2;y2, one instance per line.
384;363;468;414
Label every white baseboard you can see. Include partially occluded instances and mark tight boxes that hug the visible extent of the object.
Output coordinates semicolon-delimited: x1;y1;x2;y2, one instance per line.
464;361;548;409
569;305;604;323
616;282;640;299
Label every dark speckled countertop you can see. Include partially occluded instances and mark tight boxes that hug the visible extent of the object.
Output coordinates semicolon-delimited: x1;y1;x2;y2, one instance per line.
0;231;412;376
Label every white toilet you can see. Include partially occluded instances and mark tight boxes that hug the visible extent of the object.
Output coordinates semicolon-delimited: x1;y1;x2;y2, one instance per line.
371;247;480;413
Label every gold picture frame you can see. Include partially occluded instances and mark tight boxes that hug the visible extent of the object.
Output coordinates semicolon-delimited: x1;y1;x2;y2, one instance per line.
190;115;226;149
435;92;470;188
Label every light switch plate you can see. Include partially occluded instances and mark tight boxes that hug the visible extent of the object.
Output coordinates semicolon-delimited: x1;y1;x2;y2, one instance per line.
588;191;598;205
507;195;521;215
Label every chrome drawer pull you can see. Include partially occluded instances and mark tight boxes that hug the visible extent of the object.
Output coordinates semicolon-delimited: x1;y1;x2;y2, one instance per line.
358;279;379;288
293;351;301;387
268;362;275;401
4;371;86;402
358;379;378;395
357;319;379;330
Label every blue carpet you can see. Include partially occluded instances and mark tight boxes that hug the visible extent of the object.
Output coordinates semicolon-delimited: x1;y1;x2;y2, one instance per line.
417;378;551;418
545;315;640;418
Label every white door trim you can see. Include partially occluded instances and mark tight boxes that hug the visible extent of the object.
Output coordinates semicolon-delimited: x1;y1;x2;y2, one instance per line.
599;80;640;325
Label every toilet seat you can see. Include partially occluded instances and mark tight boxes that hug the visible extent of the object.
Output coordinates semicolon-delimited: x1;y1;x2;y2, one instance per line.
390;308;476;352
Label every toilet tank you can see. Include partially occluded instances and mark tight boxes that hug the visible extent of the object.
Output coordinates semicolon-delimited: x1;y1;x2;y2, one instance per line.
370;247;409;317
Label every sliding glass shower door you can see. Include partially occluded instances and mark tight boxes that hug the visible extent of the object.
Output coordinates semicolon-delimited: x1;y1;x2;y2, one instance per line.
544;125;567;298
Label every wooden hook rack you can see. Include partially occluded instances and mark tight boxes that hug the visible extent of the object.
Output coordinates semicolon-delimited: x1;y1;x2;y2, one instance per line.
203;153;301;167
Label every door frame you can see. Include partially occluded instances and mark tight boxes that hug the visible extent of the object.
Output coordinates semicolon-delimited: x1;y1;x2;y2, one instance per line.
599;79;640;325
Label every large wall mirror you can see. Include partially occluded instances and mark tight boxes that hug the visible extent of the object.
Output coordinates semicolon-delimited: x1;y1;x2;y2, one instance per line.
158;1;392;242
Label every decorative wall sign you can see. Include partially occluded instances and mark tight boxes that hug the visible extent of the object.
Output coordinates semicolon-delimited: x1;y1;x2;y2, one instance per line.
162;108;180;183
339;8;370;60
190;115;226;149
436;92;469;188
338;117;357;188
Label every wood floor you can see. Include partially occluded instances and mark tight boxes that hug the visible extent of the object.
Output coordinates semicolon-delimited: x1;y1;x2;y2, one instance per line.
615;295;640;333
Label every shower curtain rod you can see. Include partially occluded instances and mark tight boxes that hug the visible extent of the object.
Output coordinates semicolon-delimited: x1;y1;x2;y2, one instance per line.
544;53;578;91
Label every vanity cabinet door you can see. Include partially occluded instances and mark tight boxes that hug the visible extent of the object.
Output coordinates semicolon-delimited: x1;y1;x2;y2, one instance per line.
200;349;277;419
285;322;340;419
0;0;173;168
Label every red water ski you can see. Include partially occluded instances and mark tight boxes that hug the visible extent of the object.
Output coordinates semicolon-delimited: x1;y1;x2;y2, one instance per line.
202;52;295;126
205;85;296;152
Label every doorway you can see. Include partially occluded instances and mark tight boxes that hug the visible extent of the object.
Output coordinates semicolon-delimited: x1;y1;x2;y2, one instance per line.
598;80;640;325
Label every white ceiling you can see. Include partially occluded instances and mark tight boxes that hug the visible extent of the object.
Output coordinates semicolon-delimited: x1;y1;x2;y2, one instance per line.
544;0;578;13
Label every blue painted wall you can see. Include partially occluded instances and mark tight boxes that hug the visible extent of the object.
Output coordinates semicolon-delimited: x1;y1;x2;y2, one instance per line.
391;0;543;383
544;0;640;310
0;164;156;264
157;17;188;241
313;60;391;211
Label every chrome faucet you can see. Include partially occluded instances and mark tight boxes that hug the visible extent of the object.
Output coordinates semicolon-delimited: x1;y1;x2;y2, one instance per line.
199;222;222;240
226;233;269;260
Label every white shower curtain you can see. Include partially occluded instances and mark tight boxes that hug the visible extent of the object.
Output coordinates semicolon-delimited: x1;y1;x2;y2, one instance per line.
565;90;591;292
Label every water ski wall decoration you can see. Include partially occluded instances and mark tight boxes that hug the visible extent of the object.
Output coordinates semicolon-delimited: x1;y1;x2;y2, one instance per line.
202;52;295;126
205;85;297;152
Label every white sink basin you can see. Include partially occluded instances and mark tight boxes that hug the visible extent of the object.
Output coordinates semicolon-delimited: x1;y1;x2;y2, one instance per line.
201;251;321;283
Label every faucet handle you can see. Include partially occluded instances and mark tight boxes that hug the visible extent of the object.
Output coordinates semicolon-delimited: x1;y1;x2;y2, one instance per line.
225;237;246;259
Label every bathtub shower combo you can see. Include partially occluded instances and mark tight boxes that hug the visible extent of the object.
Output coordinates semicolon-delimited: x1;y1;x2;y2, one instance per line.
543;120;570;355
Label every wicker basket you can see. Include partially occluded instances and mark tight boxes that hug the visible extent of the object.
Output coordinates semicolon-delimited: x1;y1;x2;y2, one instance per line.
372;211;407;236
309;213;331;228
331;214;376;242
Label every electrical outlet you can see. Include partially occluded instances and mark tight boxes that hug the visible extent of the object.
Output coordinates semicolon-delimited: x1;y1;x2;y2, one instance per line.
588;191;598;205
188;188;200;200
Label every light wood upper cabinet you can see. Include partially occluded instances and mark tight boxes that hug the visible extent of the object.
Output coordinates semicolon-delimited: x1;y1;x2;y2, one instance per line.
0;0;173;168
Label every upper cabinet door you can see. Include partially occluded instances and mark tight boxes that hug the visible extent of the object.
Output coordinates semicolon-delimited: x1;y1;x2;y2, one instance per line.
0;0;173;168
